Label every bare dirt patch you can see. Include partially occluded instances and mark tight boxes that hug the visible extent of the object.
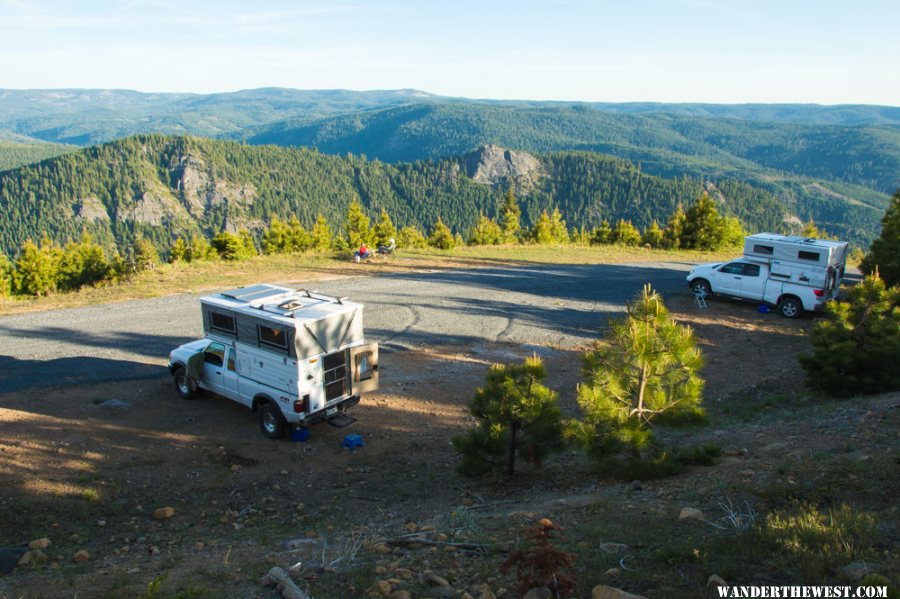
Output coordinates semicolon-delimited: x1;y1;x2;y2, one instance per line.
1;290;897;598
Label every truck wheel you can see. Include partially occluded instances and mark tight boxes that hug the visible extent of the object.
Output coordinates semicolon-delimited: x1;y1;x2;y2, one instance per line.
173;367;196;399
258;403;286;439
779;296;802;319
691;279;712;297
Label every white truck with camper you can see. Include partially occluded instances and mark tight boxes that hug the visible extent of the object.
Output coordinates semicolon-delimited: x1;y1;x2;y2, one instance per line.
167;284;379;439
686;233;849;318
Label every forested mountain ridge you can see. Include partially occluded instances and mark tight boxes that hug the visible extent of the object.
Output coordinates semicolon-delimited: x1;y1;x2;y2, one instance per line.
248;102;900;195
0;135;813;257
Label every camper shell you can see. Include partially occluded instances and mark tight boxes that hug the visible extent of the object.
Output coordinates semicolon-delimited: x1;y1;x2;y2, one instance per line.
686;233;850;318
167;284;378;438
743;233;849;288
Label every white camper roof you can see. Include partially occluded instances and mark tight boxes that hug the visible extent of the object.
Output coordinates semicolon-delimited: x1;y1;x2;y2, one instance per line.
202;284;362;328
746;233;847;252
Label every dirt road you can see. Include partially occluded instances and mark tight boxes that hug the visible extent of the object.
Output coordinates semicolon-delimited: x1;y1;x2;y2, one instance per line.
0;261;693;392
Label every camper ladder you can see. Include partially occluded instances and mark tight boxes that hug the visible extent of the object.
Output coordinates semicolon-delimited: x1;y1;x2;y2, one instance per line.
694;287;708;309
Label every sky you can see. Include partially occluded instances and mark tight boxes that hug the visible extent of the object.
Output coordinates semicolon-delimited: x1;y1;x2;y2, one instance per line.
1;0;898;105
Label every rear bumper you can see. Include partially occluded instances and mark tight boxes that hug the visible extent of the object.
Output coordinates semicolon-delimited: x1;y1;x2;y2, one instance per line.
298;394;360;427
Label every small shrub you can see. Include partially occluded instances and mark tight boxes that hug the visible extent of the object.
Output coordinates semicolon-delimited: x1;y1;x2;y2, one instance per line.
501;519;576;597
428;218;456;250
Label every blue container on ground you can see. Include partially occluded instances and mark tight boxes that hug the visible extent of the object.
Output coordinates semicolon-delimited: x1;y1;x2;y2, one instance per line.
757;304;769;314
341;434;365;451
291;428;311;442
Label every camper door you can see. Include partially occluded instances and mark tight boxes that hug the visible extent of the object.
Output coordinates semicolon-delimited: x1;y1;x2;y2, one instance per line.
350;343;379;394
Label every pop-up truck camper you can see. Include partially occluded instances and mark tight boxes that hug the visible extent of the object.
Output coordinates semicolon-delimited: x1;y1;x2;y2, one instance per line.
686;233;850;318
168;284;378;438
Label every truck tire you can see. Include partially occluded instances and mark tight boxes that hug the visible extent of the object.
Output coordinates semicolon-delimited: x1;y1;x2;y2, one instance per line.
258;402;286;440
778;296;802;319
173;367;196;399
691;279;712;298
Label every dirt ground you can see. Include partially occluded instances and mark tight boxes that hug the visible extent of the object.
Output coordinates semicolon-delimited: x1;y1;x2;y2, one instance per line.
1;291;897;599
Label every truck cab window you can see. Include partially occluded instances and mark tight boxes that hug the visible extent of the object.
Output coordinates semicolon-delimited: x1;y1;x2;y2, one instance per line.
742;264;761;277
719;263;745;275
204;342;225;367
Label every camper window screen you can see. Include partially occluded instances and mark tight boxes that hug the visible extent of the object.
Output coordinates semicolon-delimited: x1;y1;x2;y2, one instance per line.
210;312;236;334
258;325;288;350
798;251;821;263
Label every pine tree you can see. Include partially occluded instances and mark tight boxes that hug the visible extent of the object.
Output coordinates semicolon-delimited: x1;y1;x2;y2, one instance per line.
612;219;641;246
187;235;216;262
311;214;333;252
453;356;564;476
285;215;311;252
262;216;289;254
664;204;686;249
56;234;111;290
499;188;521;243
468;212;503;246
800;272;900;397
800;219;822;239
169;237;188;263
428;218;455;250
549;208;569;244
397;225;427;249
345;199;371;249
0;252;15;296
641;220;665;248
133;236;160;271
530;210;554;245
861;189;900;287
211;231;255;261
14;239;58;296
571;285;704;460
372;208;397;248
682;193;725;250
589;220;612;245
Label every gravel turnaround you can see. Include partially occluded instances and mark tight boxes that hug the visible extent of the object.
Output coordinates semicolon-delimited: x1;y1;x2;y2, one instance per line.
0;261;694;392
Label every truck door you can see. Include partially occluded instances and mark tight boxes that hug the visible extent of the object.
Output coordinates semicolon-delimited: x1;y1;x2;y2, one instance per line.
221;346;243;403
716;262;745;296
201;342;227;397
350;343;379;394
737;263;765;299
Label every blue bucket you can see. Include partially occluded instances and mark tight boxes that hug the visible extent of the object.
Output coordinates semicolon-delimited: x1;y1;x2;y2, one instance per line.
291;428;311;442
757;304;769;314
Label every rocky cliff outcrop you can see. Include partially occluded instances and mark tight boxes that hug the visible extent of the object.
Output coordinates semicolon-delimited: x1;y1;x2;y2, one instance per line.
461;144;542;187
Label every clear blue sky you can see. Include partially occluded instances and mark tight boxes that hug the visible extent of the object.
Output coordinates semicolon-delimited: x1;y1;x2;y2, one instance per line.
1;0;898;105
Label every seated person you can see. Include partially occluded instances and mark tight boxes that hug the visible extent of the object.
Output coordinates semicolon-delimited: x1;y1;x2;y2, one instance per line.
377;237;396;255
354;242;371;261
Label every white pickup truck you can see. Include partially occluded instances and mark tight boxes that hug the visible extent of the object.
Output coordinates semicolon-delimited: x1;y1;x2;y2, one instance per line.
686;259;830;318
686;233;849;318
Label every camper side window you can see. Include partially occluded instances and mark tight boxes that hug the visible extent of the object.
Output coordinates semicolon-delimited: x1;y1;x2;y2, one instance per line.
752;244;774;255
258;325;288;350
210;312;236;335
798;251;821;263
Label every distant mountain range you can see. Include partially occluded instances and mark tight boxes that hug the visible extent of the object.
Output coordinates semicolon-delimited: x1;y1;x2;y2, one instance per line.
0;87;897;252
